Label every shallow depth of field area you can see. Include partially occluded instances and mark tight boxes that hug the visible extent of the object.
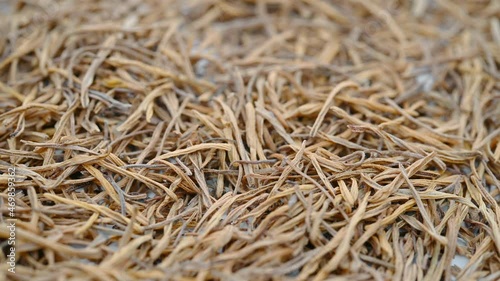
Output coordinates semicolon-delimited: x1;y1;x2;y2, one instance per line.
0;0;499;280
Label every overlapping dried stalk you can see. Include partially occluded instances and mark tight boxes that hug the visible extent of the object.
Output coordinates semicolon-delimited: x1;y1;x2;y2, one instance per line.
0;0;499;280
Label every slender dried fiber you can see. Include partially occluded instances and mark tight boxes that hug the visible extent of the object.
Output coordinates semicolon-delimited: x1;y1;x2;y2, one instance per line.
0;1;499;281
